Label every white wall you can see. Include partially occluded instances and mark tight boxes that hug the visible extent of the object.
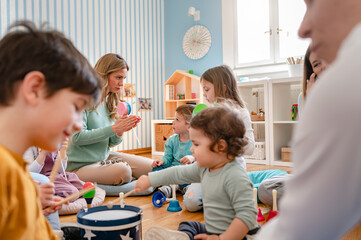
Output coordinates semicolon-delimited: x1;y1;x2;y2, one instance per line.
0;0;165;150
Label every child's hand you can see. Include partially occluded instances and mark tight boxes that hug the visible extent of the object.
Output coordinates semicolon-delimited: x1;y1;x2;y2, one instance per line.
42;196;63;215
39;149;49;156
38;182;55;208
134;175;151;193
152;160;164;168
59;138;69;160
179;155;195;165
36;149;49;166
194;234;220;240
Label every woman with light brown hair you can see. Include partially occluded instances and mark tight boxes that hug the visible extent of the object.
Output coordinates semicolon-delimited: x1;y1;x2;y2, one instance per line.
66;53;153;185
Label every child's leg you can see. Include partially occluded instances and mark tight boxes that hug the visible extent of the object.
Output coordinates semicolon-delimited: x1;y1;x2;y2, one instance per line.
66;172;85;191
54;174;82;198
258;174;290;206
178;221;208;239
73;160;132;185
109;151;153;178
30;172;61;230
46;211;61;230
183;183;203;212
30;172;49;184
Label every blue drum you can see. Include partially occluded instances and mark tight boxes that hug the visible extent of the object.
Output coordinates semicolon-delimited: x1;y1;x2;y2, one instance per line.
77;205;143;240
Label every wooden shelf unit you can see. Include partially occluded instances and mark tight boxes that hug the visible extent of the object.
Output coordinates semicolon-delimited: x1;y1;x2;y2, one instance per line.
164;70;203;119
238;80;270;165
269;77;301;166
237;77;302;166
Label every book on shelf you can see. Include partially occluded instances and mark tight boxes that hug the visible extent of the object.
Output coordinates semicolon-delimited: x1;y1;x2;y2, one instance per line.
165;85;174;100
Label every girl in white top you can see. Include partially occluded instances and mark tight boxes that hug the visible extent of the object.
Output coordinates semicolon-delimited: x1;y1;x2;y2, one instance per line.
183;65;255;212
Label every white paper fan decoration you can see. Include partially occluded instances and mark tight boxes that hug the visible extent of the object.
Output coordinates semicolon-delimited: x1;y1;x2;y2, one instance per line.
183;25;212;60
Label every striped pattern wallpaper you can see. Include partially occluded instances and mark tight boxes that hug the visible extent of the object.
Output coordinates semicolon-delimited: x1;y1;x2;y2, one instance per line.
0;0;165;151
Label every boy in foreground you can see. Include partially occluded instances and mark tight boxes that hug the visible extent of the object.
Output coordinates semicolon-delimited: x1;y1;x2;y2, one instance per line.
0;21;101;239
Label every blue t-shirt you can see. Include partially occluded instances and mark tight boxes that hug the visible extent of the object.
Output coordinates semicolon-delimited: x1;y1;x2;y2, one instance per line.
161;134;192;168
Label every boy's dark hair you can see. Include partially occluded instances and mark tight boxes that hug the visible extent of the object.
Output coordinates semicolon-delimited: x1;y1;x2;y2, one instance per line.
190;103;248;160
176;104;195;123
0;21;102;106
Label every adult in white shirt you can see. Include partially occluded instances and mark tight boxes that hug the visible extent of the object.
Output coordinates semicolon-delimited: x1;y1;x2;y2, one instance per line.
257;0;361;239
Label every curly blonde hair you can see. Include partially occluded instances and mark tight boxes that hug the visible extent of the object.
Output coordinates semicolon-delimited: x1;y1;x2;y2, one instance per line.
92;53;129;120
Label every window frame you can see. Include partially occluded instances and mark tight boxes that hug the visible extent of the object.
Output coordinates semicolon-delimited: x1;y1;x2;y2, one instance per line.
222;0;305;78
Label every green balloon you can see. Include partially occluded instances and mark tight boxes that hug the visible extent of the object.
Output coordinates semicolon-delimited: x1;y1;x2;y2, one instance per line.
193;104;208;115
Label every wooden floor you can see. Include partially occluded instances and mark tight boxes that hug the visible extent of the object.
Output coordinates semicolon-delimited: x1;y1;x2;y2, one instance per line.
59;153;361;239
60;153;292;238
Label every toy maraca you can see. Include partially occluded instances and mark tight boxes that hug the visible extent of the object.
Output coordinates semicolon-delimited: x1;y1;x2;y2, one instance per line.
193;103;208;115
117;101;132;116
83;182;96;208
117;102;141;146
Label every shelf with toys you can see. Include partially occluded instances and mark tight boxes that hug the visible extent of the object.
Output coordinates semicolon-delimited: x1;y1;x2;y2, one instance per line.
237;77;301;166
269;77;301;166
163;70;204;119
237;79;269;165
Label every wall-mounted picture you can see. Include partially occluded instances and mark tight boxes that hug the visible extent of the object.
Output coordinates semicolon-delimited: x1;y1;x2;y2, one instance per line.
138;98;152;111
124;83;136;98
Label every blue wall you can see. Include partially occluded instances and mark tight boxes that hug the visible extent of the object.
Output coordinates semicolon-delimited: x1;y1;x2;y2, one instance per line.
164;0;223;79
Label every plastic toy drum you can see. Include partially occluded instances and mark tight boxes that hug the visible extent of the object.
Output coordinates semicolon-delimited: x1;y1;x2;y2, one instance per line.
77;205;143;240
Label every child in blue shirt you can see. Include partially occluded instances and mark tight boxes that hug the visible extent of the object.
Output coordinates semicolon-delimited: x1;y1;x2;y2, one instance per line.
153;104;195;169
152;104;195;196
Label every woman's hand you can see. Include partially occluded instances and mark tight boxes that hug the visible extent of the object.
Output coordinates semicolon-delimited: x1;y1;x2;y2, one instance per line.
134;175;151;193
306;73;317;94
112;115;141;136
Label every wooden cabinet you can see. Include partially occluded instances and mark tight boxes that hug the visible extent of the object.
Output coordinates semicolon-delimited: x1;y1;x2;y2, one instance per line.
237;77;301;166
151;120;174;155
164;70;203;119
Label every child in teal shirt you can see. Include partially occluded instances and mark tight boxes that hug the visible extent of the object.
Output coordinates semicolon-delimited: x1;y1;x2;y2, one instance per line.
152;104;195;169
152;104;195;196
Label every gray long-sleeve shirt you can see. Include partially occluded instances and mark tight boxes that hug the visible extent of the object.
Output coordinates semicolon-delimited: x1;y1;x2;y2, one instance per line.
149;161;258;234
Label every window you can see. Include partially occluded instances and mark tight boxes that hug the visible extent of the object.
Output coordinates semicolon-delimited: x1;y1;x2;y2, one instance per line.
236;0;309;68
